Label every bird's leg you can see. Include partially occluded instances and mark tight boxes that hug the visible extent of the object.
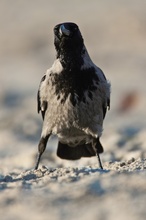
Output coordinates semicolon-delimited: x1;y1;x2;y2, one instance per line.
35;135;50;170
96;152;103;170
92;138;103;169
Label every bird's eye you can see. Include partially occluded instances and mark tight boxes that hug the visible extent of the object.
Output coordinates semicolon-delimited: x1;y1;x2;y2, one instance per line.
74;27;78;31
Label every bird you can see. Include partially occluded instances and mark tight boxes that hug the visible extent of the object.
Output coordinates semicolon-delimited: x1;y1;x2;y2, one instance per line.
35;22;111;170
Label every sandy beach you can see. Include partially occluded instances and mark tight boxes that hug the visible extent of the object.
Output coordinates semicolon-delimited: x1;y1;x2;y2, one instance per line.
0;1;146;219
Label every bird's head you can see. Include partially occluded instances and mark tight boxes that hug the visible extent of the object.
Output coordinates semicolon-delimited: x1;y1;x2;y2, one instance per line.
54;22;85;66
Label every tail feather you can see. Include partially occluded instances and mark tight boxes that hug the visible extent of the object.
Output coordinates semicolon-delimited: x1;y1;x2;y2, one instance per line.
57;138;104;160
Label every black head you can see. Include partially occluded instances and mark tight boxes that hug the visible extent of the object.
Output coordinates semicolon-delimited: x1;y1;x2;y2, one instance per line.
53;22;84;64
54;22;79;38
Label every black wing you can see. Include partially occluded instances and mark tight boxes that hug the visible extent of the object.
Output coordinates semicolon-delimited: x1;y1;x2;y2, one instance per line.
102;98;110;119
37;75;48;120
96;67;110;119
37;89;41;114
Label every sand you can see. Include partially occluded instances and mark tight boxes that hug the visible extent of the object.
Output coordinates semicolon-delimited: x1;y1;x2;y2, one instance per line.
0;0;146;219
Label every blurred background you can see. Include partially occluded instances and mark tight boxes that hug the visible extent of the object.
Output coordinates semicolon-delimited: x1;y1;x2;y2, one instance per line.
0;0;146;170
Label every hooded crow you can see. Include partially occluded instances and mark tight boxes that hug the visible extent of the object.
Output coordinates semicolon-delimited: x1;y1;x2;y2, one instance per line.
35;22;111;170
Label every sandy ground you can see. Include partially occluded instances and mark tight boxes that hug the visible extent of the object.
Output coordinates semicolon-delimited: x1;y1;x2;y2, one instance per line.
0;0;146;219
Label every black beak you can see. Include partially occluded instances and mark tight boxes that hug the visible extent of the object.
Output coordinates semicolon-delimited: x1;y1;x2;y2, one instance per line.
59;24;71;36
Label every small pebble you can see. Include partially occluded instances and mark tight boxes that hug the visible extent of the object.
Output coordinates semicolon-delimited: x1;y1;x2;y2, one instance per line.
4;175;13;182
120;162;126;167
127;157;135;164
